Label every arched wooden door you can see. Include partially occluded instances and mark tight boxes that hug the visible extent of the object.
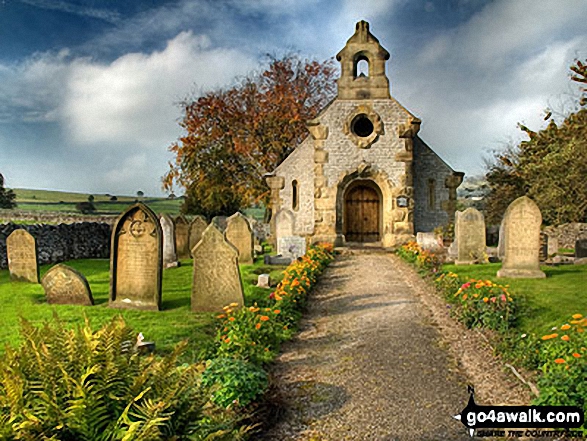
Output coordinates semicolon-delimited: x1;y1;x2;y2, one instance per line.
344;184;381;243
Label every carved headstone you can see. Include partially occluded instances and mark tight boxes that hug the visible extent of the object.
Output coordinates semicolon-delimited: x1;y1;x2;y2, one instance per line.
110;203;163;310
42;264;94;305
277;236;306;260
212;216;228;232
160;214;178;268
225;212;254;264
575;239;587;259
174;215;190;260
547;235;559;257
191;224;244;312
275;209;294;243
6;229;39;283
256;273;271;288
189;216;207;256
497;196;545;278
455;207;486;265
416;232;442;251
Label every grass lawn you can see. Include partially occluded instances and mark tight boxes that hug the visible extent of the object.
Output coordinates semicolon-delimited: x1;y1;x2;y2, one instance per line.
442;262;587;335
0;256;287;362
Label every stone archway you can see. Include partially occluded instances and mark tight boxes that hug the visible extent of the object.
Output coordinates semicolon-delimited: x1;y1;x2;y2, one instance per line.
343;180;382;243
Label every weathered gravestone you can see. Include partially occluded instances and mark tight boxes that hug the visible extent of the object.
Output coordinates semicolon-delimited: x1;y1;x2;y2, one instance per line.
110;203;163;310
212;216;228;232
576;239;587;259
256;273;271;288
6;229;39;283
225;212;254;264
455;207;487;265
547;235;559;257
277;236;306;260
539;232;548;263
191;224;244;312
497;218;506;260
159;214;178;268
189;216;207;256
416;232;442;251
275;209;294;243
174;215;190;260
497;196;545;278
42;264;94;305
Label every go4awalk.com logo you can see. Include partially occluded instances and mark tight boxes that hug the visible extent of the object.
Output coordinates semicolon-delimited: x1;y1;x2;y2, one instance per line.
454;387;585;438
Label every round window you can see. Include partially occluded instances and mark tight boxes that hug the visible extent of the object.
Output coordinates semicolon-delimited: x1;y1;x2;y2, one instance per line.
351;114;374;138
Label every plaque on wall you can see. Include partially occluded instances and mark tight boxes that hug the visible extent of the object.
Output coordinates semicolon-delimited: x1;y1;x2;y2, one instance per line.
397;196;409;208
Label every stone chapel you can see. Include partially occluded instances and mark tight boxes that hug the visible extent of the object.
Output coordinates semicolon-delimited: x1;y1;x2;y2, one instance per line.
266;21;464;248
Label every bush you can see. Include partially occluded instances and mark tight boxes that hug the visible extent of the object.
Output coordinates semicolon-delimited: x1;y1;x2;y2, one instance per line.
75;201;96;214
0;317;243;440
201;358;268;409
397;241;441;274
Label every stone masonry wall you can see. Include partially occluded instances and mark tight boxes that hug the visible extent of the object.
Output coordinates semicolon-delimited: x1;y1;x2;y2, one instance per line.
543;223;587;249
0;223;111;269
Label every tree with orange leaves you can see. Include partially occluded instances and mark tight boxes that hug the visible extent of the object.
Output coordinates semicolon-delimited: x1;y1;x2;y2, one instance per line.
163;54;337;218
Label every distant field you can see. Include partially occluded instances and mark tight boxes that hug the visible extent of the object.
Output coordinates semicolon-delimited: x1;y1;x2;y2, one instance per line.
11;188;183;215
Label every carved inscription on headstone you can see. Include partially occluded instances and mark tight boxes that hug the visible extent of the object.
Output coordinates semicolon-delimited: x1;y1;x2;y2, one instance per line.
6;229;39;283
456;207;487;265
189;216;207;256
497;196;545;278
42;264;94;305
110;203;162;310
160;214;178;268
191;224;244;312
226;212;254;264
174;215;190;260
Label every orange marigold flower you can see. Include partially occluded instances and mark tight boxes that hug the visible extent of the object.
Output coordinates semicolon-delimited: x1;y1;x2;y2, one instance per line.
462;293;468;300
475;282;483;289
229;302;239;307
561;324;571;330
483;297;489;303
249;306;260;312
554;358;566;364
578;328;585;333
255;323;261;330
216;314;226;319
223;338;231;344
561;335;570;341
229;317;235;322
572;352;581;358
572;314;583;319
541;333;558;340
273;309;281;314
264;347;269;352
260;316;270;321
275;294;283;301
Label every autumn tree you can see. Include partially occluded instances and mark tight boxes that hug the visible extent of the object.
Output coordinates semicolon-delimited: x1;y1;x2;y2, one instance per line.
0;173;17;209
485;59;587;225
163;54;337;218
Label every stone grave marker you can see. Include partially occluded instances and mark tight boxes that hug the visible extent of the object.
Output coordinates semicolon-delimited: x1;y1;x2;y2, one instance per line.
226;212;254;264
6;229;39;283
275;209;294;243
257;273;271;288
174;215;190;260
110;203;163;310
497;218;506;260
539;232;548;262
212;216;228;232
497;196;545;278
189;216;207;256
277;235;306;260
42;264;94;305
160;214;178;268
455;207;486;265
416;232;442;251
191;224;244;312
576;239;587;259
547;235;559;257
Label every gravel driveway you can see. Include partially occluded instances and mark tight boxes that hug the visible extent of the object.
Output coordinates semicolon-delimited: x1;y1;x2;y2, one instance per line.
259;252;477;440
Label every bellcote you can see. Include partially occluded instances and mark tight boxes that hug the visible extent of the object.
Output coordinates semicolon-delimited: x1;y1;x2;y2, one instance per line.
336;21;391;100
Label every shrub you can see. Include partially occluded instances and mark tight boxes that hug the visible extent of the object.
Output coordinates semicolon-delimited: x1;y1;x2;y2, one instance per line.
201;358;268;409
397;241;441;274
0;317;243;440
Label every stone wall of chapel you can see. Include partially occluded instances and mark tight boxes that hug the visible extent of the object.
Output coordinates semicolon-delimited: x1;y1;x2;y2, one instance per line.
318;99;410;189
275;138;315;235
413;137;451;232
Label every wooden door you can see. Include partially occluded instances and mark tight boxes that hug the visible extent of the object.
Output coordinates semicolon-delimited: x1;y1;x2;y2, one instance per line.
344;185;380;242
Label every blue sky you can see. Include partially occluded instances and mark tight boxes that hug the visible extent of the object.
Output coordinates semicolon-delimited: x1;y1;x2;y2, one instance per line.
0;0;586;197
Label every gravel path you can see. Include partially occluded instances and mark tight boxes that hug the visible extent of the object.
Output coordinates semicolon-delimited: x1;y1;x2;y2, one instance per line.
260;252;478;440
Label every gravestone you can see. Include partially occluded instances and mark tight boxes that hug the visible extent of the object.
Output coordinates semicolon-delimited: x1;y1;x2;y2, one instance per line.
275;209;294;243
159;214;178;268
212;216;228;232
416;232;442;251
174;215;190;260
42;264;94;305
497;218;506;260
225;212;254;264
110;203;163;310
455;207;486;265
539;232;548;262
191;224;244;312
497;196;545;278
6;229;39;283
277;235;306;260
547;235;559;257
575;239;587;259
257;273;271;288
189;216;207;256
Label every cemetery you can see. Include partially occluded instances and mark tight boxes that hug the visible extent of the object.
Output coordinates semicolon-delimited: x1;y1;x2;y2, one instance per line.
0;14;586;441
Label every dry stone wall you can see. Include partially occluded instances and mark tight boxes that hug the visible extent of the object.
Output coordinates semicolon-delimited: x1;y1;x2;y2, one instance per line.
0;222;111;269
543;223;587;250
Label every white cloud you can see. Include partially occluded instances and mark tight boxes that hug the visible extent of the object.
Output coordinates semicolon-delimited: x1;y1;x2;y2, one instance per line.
19;0;121;23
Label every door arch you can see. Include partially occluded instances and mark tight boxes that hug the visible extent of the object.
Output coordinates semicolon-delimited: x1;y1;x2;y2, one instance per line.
344;180;381;243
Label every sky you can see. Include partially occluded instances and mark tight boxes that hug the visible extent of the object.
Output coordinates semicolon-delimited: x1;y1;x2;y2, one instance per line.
0;0;586;197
